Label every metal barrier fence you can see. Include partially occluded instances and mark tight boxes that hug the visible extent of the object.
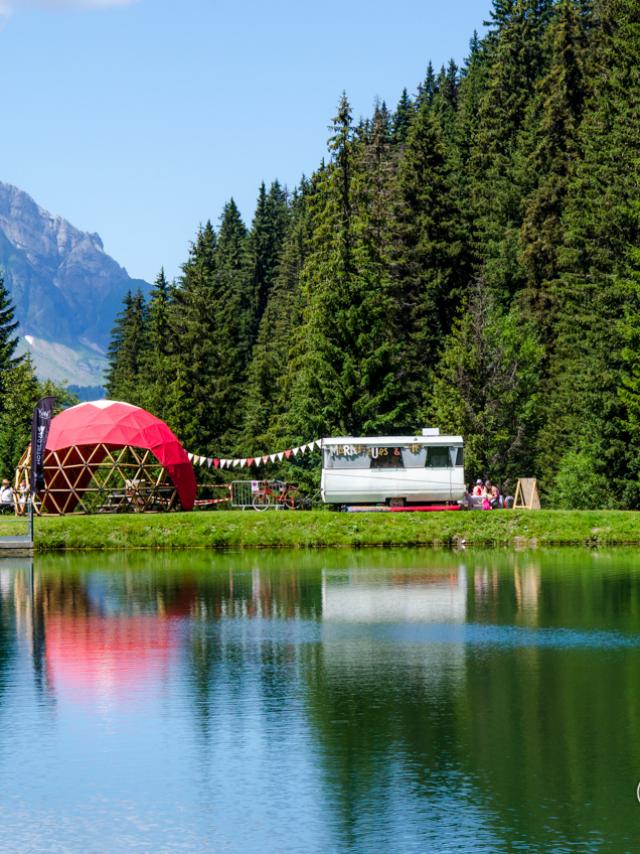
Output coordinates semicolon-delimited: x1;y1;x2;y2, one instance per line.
230;480;297;510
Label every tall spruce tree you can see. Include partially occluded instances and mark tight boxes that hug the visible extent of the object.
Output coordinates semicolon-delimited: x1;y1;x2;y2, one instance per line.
392;88;414;145
140;268;174;420
105;289;147;404
248;180;290;338
518;0;589;328
208;200;254;451
166;221;218;449
471;0;555;294
430;278;543;490
389;99;467;421
289;95;402;438
0;273;20;386
242;184;311;448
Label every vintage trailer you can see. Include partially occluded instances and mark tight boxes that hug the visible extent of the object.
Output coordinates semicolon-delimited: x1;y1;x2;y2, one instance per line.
320;429;465;506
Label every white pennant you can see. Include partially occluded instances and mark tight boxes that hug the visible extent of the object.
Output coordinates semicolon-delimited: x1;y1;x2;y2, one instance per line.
207;458;213;468
292;447;300;456
315;439;322;449
187;452;194;461
269;454;276;463
277;452;284;461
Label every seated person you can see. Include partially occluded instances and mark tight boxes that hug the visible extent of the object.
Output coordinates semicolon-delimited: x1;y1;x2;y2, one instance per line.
489;482;502;509
0;479;14;510
472;479;485;496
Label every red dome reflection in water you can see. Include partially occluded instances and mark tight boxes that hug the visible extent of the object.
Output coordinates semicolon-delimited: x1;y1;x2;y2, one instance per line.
45;615;178;704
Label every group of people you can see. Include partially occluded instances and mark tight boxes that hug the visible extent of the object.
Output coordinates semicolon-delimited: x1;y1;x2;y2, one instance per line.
470;478;511;510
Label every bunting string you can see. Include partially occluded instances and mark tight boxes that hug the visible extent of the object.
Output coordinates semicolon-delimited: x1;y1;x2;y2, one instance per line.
187;439;323;470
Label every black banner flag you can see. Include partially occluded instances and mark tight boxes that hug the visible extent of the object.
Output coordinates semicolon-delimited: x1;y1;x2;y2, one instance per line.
30;397;56;493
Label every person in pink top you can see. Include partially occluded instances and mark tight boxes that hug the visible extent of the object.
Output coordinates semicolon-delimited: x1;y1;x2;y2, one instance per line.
472;479;485;497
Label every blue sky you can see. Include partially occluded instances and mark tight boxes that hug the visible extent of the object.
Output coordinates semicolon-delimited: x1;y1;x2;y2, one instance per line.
0;0;492;283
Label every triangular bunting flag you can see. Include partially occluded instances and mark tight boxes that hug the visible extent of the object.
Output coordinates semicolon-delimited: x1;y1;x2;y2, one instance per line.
315;439;322;449
207;458;213;468
292;447;300;456
214;459;220;469
285;449;292;459
277;452;284;461
269;454;276;463
187;452;194;461
262;455;269;464
247;458;254;466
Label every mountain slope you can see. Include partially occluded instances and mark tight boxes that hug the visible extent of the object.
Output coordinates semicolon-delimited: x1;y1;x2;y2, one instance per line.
0;182;150;355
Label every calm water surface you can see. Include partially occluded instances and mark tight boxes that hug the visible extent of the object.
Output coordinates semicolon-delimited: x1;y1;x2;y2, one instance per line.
1;548;640;853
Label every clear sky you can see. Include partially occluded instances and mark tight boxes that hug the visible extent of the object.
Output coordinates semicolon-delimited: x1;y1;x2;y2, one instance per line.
0;0;492;283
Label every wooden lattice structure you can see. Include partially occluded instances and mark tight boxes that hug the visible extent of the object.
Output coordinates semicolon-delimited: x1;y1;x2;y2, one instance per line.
14;443;181;516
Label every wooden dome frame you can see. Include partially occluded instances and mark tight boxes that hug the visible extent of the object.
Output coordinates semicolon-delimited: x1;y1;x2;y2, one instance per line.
14;442;181;516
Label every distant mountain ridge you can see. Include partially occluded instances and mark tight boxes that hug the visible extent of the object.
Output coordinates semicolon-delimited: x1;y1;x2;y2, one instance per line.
0;182;150;380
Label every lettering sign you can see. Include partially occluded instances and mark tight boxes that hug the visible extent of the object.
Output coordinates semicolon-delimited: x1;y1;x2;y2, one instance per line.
30;397;56;493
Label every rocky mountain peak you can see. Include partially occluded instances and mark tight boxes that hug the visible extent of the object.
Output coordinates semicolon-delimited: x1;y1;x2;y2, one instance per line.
0;181;149;352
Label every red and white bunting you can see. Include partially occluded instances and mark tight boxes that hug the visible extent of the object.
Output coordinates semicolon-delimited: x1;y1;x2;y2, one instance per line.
186;439;323;470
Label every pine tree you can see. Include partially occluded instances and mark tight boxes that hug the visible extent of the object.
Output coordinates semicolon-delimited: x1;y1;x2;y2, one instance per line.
166;221;218;449
471;0;555;294
416;62;436;108
248;180;290;338
432;60;459;141
0;273;20;384
0;360;77;478
207;200;254;451
289;94;402;438
242;184;311;448
105;289;147;403
518;0;589;328
392;88;414;145
389;99;467;420
430;278;543;490
140;268;175;420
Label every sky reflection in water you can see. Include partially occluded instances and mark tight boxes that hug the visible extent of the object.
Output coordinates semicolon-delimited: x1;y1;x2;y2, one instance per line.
0;548;639;853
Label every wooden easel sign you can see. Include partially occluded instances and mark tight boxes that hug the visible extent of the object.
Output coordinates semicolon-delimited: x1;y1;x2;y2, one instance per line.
514;478;541;510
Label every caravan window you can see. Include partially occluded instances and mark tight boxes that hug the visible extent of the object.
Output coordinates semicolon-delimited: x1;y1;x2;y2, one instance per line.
370;447;404;469
324;448;370;470
425;447;452;468
401;446;427;467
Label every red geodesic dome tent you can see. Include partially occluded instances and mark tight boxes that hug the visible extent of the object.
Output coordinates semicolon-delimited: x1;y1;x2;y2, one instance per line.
17;400;196;514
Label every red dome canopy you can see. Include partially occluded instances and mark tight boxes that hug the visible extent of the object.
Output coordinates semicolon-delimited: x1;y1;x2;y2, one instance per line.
46;400;196;510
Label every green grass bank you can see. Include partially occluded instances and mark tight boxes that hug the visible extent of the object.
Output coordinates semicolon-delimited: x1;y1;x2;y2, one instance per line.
3;509;640;551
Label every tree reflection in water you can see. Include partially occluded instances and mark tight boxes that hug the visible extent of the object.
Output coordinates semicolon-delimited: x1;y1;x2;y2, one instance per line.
1;549;640;852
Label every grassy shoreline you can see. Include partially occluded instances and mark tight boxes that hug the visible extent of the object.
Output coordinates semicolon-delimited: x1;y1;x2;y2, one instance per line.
2;509;640;551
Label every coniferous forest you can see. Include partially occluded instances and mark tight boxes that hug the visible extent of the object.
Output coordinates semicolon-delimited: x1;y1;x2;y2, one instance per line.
3;0;639;508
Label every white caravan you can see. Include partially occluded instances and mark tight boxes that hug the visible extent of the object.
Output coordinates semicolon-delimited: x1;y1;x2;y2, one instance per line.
320;429;465;505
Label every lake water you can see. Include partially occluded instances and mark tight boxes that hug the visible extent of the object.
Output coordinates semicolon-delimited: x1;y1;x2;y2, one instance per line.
1;548;639;853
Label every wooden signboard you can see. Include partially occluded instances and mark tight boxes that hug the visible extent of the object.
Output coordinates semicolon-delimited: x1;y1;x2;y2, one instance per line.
513;478;541;510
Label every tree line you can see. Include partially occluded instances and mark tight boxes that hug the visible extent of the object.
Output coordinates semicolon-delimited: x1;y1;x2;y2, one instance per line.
3;0;638;507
